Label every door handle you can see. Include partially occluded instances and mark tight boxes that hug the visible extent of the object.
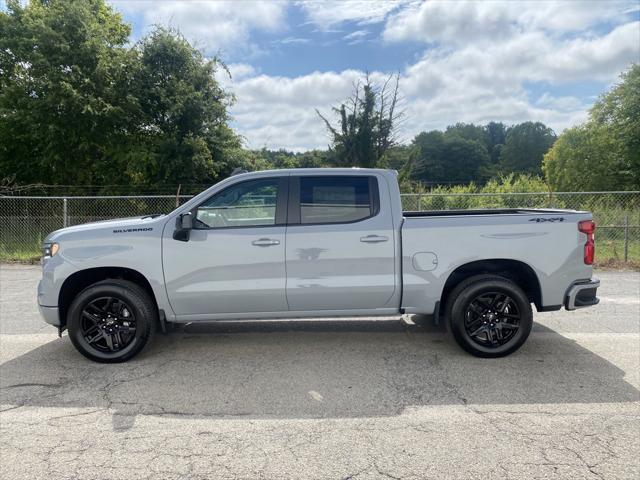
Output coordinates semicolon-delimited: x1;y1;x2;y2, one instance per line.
360;235;389;243
252;238;280;247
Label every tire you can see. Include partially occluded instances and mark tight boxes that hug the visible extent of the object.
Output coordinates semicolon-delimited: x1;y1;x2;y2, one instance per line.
445;274;533;358
67;279;156;363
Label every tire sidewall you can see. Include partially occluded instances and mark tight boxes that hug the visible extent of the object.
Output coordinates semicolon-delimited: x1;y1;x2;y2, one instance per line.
67;283;152;363
449;278;532;358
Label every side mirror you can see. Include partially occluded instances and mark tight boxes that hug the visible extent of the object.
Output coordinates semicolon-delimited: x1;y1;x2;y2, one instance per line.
180;212;193;230
173;212;193;241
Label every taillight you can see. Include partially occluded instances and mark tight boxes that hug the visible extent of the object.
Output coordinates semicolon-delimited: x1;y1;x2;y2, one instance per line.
578;220;596;265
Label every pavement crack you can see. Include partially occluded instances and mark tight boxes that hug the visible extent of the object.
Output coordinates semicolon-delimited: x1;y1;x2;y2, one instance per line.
3;382;65;389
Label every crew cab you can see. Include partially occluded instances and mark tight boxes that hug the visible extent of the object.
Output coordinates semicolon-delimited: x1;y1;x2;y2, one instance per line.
38;169;600;362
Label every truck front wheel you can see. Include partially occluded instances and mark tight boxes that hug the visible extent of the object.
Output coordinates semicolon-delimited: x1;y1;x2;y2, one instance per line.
446;274;533;358
67;279;156;363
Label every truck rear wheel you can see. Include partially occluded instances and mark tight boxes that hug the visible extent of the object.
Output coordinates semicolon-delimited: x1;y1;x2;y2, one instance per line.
446;274;532;358
67;279;156;363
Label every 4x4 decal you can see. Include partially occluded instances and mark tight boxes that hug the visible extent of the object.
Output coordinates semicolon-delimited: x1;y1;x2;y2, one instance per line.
529;217;565;223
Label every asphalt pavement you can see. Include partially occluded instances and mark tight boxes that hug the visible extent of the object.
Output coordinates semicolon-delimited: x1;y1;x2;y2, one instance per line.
0;264;639;480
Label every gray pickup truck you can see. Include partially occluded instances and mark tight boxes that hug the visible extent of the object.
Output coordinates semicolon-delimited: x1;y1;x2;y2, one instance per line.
38;168;599;362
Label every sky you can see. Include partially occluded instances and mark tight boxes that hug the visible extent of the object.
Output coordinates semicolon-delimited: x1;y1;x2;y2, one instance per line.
20;1;640;150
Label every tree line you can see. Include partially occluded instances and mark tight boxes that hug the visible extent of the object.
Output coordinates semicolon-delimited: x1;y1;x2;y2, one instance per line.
1;0;638;195
0;0;244;192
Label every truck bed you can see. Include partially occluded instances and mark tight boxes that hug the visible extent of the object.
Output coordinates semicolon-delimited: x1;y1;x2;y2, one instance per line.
399;208;593;315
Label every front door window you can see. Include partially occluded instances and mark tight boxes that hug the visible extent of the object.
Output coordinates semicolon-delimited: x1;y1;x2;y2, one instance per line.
195;179;279;229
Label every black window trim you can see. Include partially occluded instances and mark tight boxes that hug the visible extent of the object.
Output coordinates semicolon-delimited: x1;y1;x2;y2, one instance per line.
287;175;380;227
192;176;289;230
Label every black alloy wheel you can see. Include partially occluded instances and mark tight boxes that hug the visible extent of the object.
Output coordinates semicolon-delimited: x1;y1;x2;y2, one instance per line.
446;274;533;358
80;296;137;353
463;292;520;348
67;279;156;363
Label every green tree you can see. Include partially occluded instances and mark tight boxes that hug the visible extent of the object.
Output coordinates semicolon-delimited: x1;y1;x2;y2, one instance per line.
445;122;503;180
317;73;402;168
440;137;491;184
0;1;240;190
296;150;329;168
589;64;639;188
484;121;507;163
245;148;329;170
445;122;488;145
544;64;639;191
410;130;446;183
378;145;411;171
499;122;556;175
411;131;490;185
0;0;136;186
542;124;621;191
129;27;239;185
217;148;272;175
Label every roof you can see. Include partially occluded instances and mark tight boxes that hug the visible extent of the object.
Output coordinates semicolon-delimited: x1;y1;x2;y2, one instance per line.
231;167;397;177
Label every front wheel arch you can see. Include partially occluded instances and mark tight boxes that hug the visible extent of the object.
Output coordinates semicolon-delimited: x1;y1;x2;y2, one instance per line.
59;267;158;329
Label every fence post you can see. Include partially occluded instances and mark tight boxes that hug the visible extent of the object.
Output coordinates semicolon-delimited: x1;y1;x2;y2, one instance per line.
417;193;422;211
623;214;629;263
63;197;68;228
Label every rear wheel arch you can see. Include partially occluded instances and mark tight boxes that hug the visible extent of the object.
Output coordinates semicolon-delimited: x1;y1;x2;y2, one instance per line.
59;267;158;328
439;259;543;312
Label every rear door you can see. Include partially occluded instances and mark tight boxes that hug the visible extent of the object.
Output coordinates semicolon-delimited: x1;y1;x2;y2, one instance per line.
285;174;396;311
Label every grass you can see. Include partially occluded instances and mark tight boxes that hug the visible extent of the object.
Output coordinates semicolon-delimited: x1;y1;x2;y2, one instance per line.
0;249;41;263
594;239;640;270
0;246;41;263
0;237;42;264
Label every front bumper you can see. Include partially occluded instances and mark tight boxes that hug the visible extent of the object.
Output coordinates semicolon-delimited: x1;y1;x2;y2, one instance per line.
37;275;61;327
565;278;600;310
38;304;61;327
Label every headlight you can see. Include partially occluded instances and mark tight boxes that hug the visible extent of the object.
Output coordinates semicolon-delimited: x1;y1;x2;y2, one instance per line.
42;242;59;259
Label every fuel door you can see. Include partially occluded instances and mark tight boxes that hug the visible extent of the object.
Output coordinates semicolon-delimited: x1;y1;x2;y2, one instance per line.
412;252;438;272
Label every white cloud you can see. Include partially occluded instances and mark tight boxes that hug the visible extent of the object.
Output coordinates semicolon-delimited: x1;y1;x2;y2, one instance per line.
539;22;640;82
228;63;257;81
229;70;362;150
226;14;638;150
384;1;516;45
297;0;410;29
389;19;637;139
398;21;639;99
279;37;311;45
383;0;637;44
519;0;638;33
343;29;369;44
536;93;585;112
109;0;287;54
223;64;583;151
107;0;640;151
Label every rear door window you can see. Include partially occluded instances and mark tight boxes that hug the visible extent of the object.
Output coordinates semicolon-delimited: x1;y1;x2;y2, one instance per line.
299;176;376;224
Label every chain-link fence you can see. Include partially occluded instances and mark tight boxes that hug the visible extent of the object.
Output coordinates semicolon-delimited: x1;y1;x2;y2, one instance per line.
0;195;193;262
1;192;638;264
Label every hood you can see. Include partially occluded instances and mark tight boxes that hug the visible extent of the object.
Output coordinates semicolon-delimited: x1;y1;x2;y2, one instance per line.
45;215;164;242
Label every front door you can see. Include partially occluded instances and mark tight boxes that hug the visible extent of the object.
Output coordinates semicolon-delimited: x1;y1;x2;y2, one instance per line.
285;175;397;311
163;176;289;318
